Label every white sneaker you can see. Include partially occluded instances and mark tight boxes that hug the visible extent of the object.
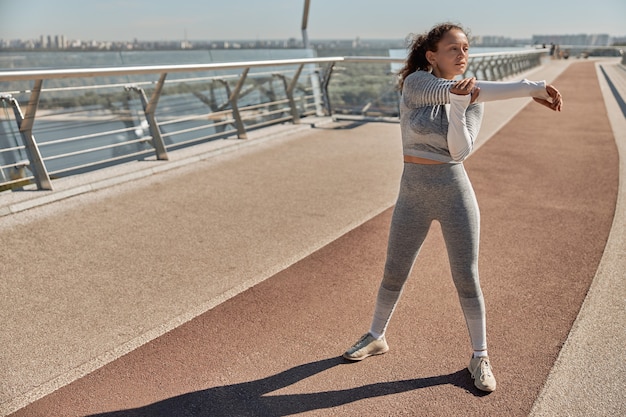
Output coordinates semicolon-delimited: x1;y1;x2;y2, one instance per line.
343;333;389;361
468;356;497;392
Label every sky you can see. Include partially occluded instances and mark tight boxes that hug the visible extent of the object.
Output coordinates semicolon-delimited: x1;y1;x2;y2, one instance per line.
0;0;624;42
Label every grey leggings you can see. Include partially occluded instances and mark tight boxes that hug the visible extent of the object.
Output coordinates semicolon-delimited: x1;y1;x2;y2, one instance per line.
371;162;487;351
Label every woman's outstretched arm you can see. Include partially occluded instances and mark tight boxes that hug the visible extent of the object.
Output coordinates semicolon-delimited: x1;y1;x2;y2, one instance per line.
403;71;562;111
475;79;562;111
452;76;563;111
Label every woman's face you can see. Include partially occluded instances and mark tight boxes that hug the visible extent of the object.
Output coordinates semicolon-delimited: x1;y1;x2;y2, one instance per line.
426;29;470;79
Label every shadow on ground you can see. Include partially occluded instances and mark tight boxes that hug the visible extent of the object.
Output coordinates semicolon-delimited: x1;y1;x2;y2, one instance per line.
88;357;483;417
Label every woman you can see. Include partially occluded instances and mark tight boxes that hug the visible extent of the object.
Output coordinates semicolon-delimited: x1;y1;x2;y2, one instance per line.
343;23;563;393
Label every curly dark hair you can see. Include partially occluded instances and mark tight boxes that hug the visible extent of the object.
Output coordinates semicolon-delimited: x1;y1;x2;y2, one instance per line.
397;22;469;90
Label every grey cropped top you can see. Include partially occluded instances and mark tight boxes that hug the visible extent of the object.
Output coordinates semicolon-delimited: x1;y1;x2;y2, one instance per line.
400;70;551;163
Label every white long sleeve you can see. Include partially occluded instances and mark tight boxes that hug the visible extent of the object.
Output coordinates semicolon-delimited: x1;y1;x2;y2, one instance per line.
447;93;475;161
474;79;550;103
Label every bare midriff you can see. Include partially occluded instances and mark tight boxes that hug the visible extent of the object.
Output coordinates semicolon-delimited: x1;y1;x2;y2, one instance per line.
403;155;445;165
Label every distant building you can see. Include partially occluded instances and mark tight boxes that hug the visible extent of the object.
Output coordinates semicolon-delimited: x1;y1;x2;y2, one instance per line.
532;34;610;46
54;35;67;49
471;35;530;47
610;35;626;45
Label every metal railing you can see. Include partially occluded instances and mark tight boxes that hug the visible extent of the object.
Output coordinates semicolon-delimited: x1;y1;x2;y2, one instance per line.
0;49;547;192
464;50;545;80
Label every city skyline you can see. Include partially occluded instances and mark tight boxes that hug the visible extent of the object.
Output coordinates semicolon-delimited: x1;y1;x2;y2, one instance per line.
0;0;624;43
2;32;619;53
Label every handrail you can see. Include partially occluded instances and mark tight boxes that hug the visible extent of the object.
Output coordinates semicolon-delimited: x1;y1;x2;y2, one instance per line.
0;57;345;82
1;50;547;192
0;51;547;83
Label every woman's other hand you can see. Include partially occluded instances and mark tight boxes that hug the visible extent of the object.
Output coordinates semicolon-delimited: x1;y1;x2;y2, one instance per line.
533;84;563;112
451;77;480;103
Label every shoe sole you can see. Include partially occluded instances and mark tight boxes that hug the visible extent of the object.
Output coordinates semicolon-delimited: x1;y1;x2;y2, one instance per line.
472;380;496;392
342;346;389;361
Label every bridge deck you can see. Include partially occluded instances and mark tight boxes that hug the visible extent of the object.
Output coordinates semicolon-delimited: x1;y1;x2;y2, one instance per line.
1;58;625;417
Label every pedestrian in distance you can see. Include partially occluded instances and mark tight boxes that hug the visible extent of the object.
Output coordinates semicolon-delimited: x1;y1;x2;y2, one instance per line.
343;22;563;393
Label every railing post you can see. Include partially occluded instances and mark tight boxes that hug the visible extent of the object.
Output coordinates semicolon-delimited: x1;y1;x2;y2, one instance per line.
319;62;337;116
219;68;249;139
128;73;169;160
7;81;52;190
274;64;304;124
310;70;324;116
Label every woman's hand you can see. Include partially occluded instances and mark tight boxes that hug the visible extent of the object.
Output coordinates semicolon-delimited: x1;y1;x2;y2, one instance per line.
451;77;480;103
533;84;563;112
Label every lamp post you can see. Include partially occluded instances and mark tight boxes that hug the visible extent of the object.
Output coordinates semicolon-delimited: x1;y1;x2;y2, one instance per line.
302;0;311;49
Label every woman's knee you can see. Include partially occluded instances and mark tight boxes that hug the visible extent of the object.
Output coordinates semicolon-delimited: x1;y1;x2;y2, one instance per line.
452;270;482;298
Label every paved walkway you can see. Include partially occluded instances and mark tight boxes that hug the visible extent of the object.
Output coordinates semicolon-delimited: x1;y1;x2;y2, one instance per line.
1;58;624;416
